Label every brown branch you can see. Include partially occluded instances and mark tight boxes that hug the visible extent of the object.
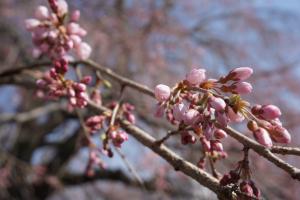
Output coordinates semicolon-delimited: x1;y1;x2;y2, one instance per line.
221;126;300;180
271;146;300;156
0;103;65;124
2;60;300;198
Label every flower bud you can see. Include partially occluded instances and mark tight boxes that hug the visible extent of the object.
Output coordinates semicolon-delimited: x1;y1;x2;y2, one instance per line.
260;105;281;120
214;129;227;139
71;10;81;21
186;68;206;85
172;103;187;122
215;111;229;127
229;67;253;81
25;19;40;31
183;109;199;125
240;181;254;197
76;42;92;60
57;0;68;16
154;84;171;102
70;35;82;47
251;104;262;115
209;96;226;111
67;22;80;35
81;76;92;84
35;6;49;20
269;125;291;144
200;137;211;151
253;128;272;148
232;82;252;94
247;120;258;131
211;140;223;152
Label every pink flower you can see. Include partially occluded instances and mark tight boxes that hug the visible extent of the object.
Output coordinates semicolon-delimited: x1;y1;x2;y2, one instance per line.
183;109;199;125
35;6;49;20
76;42;92;60
232;82;252;94
154;84;171;102
209;96;226;111
172;103;187;121
57;0;68;16
229;67;253;81
253;128;272;148
186;68;206;85
214;129;227;139
260;105;281;120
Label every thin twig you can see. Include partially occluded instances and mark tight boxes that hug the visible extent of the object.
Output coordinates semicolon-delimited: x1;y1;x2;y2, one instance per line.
113;146;145;189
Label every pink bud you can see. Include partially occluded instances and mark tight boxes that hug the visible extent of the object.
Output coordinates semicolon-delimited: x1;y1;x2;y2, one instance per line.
57;0;68;16
154;84;171;102
253;128;272;148
70;35;82;47
35;6;49;20
77;28;87;37
67;22;80;35
74;83;87;92
25;19;40;31
71;10;81;21
269;125;291;144
215;111;229;127
186;68;206;85
229;67;253;81
67;88;76;97
240;181;254;197
260;105;281;120
32;48;42;58
126;113;136;124
232;82;252;94
172;103;187;122
209;96;226;111
69;97;77;106
81;76;92;84
200;137;211;151
214;129;227;139
36;79;46;88
211;140;223;152
76;42;92;60
227;107;244;122
183;109;199;125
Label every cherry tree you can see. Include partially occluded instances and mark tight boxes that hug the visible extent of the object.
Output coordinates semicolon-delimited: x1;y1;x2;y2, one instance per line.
0;0;300;199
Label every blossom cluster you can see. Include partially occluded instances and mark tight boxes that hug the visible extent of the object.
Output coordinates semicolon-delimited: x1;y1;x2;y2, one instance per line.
25;0;93;109
26;1;133;176
83;102;135;173
25;0;91;60
36;58;90;108
220;157;261;199
154;67;291;165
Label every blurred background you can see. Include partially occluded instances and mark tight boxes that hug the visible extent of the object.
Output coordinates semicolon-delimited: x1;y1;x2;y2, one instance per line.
0;0;300;199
